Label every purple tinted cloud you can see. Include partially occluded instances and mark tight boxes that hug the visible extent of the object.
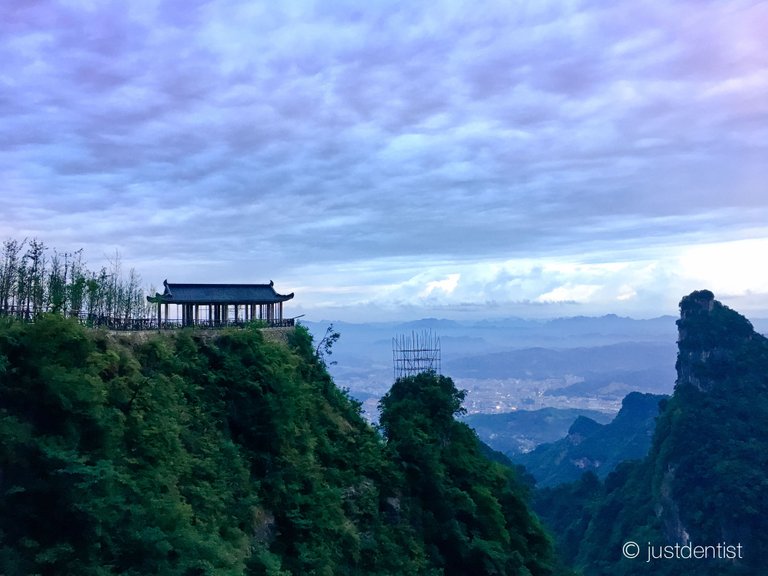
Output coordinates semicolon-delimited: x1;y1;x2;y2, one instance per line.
1;0;766;317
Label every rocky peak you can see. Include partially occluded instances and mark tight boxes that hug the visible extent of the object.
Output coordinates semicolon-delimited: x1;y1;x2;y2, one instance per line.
675;290;759;392
679;289;715;321
567;415;602;445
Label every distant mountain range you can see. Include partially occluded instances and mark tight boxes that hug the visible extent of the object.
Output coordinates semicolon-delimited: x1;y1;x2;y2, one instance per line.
443;341;676;383
535;290;768;574
513;391;665;487
464;407;614;455
304;314;679;414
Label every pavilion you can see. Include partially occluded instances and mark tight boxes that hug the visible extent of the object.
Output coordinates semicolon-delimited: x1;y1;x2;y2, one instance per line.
146;280;295;328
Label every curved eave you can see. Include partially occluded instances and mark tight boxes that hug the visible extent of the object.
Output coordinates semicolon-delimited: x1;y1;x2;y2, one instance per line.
146;293;294;305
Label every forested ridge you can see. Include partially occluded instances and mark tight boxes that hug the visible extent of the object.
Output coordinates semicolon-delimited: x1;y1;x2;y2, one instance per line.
0;238;149;326
534;291;767;575
0;315;565;575
517;391;665;487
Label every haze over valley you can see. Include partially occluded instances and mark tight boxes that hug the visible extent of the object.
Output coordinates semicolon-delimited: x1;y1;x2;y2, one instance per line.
306;313;681;417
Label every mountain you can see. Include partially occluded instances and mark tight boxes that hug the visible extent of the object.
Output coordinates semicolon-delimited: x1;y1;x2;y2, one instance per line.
378;371;566;575
542;314;676;337
543;367;671;399
304;316;677;416
0;315;565;576
514;392;665;487
443;342;677;381
465;407;614;455
535;290;768;575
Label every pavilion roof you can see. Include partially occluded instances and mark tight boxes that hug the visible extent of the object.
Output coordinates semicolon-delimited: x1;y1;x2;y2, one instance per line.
147;280;294;305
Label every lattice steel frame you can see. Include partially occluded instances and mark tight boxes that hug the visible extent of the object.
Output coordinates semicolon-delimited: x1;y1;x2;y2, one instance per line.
392;330;441;380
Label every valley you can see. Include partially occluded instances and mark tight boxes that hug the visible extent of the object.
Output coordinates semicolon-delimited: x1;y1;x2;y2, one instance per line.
306;314;680;422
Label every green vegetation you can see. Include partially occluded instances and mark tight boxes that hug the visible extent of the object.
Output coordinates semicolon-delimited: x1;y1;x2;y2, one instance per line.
534;291;766;575
0;237;149;325
465;408;613;456
0;316;562;575
379;372;564;576
516;392;665;487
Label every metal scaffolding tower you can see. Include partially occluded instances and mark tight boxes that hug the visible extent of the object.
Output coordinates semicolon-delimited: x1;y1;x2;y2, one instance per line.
392;330;441;380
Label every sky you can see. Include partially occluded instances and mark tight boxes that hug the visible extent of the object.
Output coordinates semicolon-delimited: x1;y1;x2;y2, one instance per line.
2;0;767;322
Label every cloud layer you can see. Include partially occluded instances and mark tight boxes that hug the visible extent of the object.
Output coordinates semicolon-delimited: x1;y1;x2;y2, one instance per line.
2;0;767;319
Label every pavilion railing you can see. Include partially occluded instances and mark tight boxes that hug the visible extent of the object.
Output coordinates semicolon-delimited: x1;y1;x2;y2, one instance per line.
0;308;295;331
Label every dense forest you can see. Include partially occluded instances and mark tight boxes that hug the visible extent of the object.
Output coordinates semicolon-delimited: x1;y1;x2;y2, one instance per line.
0;315;567;575
3;236;764;575
534;291;766;575
0;238;149;326
517;391;664;487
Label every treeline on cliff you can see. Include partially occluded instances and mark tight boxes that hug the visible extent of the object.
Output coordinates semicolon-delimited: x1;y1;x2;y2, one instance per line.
0;237;150;323
0;315;566;575
533;291;767;575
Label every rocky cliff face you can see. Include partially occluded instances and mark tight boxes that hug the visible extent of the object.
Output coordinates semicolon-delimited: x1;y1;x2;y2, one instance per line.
675;289;759;392
651;290;768;569
564;291;768;575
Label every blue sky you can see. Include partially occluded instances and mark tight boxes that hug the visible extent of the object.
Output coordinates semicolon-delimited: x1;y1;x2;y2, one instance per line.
2;0;767;321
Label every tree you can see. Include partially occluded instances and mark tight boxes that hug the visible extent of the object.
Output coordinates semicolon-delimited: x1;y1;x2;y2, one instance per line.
0;239;23;313
314;323;340;366
379;372;560;576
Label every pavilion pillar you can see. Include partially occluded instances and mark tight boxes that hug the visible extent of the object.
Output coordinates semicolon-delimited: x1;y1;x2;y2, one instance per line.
157;302;161;328
164;304;169;325
279;302;283;321
234;304;239;323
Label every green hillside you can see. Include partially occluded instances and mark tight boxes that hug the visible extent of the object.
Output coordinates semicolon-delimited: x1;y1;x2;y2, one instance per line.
535;291;767;575
516;392;664;487
0;316;563;575
465;408;613;456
